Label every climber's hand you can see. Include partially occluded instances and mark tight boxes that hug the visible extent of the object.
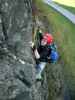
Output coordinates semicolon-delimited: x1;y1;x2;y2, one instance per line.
34;49;40;59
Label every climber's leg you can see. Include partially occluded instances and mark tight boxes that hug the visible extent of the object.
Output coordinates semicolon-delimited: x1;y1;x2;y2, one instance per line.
36;62;46;80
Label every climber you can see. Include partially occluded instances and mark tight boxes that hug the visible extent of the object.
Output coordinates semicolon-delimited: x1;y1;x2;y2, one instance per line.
34;32;59;80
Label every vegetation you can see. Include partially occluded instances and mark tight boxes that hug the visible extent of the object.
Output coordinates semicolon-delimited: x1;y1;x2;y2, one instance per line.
53;0;75;14
53;0;75;7
35;0;75;98
54;2;75;14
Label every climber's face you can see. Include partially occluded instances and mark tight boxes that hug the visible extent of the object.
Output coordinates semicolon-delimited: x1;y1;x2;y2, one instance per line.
41;39;47;46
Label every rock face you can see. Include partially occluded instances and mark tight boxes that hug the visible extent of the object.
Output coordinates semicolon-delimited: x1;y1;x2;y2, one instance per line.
0;0;36;100
0;0;49;100
0;0;66;98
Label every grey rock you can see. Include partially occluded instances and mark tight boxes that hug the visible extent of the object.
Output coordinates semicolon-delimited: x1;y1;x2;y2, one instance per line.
0;0;36;100
0;0;50;100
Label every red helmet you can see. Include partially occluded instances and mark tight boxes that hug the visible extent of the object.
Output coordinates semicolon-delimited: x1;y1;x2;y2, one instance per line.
43;32;53;45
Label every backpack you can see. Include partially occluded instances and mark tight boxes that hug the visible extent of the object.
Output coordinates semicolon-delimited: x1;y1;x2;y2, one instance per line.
50;50;59;63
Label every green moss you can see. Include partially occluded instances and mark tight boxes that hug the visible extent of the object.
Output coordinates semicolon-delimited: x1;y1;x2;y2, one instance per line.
35;0;75;98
